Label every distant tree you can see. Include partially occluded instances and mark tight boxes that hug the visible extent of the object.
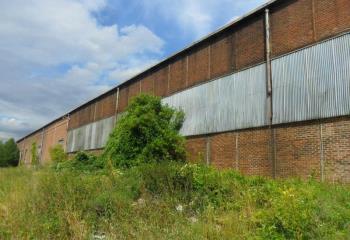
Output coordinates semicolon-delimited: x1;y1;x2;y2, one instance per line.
0;138;20;167
0;140;4;167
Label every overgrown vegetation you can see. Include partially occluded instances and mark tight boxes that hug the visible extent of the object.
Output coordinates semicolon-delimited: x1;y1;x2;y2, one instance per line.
0;138;19;167
31;142;39;166
103;94;186;168
1;94;349;239
1;165;349;239
49;144;67;163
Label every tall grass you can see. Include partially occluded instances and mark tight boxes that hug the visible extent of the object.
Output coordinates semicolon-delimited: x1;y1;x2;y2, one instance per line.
0;164;349;239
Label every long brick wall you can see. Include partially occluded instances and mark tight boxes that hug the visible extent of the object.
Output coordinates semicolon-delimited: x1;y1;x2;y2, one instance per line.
18;118;68;165
188;117;350;183
67;0;350;133
17;0;350;182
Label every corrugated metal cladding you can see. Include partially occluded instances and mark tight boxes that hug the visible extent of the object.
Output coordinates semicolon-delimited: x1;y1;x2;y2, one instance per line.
272;33;350;124
162;63;268;136
67;116;116;152
66;32;350;151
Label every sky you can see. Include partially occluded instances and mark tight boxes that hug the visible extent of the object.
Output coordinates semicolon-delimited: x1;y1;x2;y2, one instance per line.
0;0;268;141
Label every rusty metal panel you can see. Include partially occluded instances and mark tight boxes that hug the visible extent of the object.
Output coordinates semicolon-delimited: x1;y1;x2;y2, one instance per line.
272;33;350;124
162;63;268;136
67;116;117;152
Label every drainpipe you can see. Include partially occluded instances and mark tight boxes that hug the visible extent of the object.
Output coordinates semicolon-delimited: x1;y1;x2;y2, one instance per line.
265;9;272;100
39;128;45;164
115;87;120;120
64;114;70;152
265;8;276;178
319;123;325;182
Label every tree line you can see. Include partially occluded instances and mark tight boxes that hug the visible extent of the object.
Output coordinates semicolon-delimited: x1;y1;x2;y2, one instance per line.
0;138;20;167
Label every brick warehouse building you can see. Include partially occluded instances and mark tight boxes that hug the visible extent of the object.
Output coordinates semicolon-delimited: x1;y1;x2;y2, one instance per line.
17;0;350;182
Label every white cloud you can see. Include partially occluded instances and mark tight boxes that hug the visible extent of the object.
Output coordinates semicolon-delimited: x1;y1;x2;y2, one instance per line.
140;0;268;39
0;117;30;140
0;0;164;66
0;0;164;140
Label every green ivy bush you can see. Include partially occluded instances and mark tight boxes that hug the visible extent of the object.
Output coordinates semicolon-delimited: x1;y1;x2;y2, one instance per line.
31;142;39;166
49;144;67;163
103;94;186;168
54;151;105;172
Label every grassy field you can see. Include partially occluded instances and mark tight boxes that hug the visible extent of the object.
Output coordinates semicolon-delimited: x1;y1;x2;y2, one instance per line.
0;164;350;239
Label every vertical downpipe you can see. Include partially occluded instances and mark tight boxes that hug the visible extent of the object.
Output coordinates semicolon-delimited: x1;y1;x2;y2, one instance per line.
39;128;45;164
114;88;120;136
206;136;211;166
186;56;189;87
265;9;276;178
115;88;120;119
64;115;70;152
235;133;239;171
167;65;171;94
319;122;325;182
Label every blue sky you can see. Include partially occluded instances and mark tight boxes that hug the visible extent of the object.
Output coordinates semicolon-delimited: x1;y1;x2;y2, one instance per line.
0;0;267;140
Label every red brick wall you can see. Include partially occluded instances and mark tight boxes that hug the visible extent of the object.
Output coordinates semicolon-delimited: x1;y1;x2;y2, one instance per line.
270;0;315;57
234;16;265;69
154;67;169;97
128;81;141;102
141;74;154;95
41;118;69;163
314;0;350;41
186;136;207;164
68;104;95;130
18;132;42;165
210;33;233;79
169;58;187;94
210;132;236;169
237;128;272;177
322;117;350;183
117;86;129;113
190;129;272;177
184;117;350;183
275;123;321;179
188;45;210;87
94;93;116;121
